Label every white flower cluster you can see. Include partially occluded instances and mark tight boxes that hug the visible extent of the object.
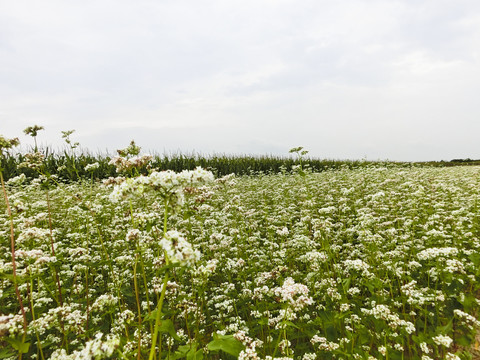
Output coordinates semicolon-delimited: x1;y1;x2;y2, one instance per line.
49;332;119;359
444;259;465;274
270;308;298;329
215;173;236;186
378;345;387;356
417;247;459;261
341;259;372;278
235;330;264;360
109;154;153;173
29;305;86;336
432;334;453;347
445;353;461;360
18;151;45;170
299;251;328;272
276;227;289;236
159;230;201;265
274;278;313;311
16;227;50;244
453;309;480;329
195;259;219;277
420;342;430;354
6;173;26;186
0;314;24;337
139;167;214;189
85;162;100;172
238;346;260;360
91;294;118;312
401;281;436;306
310;335;340;351
14;249;56;275
361;304;415;334
109;167;214;203
15;249;53;263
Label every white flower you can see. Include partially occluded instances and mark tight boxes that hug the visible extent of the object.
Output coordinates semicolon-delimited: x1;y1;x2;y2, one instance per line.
310;335;339;351
274;278;313;310
49;332;119;359
6;173;26;186
445;353;461;360
417;247;458;261
432;334;453;348
159;230;201;266
85;162;100;172
109;167;214;204
378;345;386;356
453;309;480;328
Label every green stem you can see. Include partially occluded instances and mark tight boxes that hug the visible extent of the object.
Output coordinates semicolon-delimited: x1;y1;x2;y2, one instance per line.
271;326;284;359
85;268;90;333
272;305;290;359
148;269;169;360
95;223;130;340
0;171;28;333
46;189;64;307
134;255;143;360
149;198;170;360
163;198;168;235
29;272;45;360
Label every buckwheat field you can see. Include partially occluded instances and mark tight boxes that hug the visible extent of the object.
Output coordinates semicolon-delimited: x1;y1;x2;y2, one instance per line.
1;136;480;360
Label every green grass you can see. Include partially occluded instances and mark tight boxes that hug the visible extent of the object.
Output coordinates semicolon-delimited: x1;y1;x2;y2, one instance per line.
0;147;412;182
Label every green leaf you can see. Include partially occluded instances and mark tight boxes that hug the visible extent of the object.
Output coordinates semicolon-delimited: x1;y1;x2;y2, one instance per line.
0;348;16;359
6;338;30;353
207;334;245;357
172;345;190;359
357;329;371;345
456;333;474;347
438;318;454;334
158;319;181;341
172;343;204;360
284;320;300;329
390;351;404;360
144;309;164;322
0;272;14;281
468;252;480;267
412;333;428;344
460;293;477;311
187;348;204;360
257;318;269;326
316;310;334;324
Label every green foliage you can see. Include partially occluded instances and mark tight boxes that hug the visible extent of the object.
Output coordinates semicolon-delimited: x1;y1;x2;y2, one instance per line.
0;146;413;182
2;128;480;359
1;166;480;358
6;338;30;354
207;334;245;357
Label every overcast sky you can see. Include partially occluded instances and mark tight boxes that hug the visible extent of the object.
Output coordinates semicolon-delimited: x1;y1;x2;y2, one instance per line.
1;0;480;161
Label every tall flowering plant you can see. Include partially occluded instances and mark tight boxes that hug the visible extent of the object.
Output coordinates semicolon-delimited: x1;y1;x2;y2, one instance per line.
109;166;215;359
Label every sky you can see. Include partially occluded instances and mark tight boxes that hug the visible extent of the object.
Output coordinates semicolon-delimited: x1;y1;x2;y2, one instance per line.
1;0;480;161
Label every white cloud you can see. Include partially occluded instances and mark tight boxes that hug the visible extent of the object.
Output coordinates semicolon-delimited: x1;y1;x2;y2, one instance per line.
1;0;480;160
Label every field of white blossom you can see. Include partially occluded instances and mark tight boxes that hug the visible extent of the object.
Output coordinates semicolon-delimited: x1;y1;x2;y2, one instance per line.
1;163;480;359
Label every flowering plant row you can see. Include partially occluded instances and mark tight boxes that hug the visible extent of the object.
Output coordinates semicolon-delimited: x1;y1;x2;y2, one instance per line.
1;134;480;359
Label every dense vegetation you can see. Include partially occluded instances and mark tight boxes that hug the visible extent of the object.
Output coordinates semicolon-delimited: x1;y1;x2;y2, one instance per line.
1;130;479;359
0;146;405;183
4;151;480;183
